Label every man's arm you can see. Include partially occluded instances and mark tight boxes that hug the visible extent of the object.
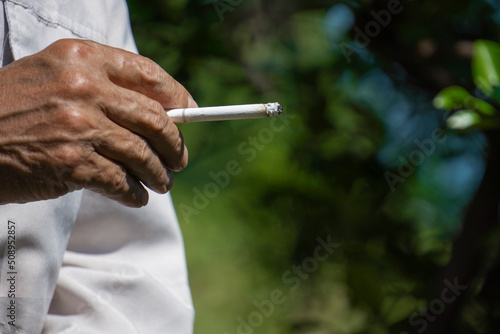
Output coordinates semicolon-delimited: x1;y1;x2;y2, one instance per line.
0;38;196;207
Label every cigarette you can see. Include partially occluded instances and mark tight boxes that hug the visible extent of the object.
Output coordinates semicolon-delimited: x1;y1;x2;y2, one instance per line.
167;102;283;123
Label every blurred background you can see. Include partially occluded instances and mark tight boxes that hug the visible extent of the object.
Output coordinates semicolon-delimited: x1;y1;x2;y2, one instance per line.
126;0;500;333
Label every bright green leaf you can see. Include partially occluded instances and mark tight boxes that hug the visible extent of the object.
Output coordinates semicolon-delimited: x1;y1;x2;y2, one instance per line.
433;86;470;110
472;40;500;97
433;86;496;116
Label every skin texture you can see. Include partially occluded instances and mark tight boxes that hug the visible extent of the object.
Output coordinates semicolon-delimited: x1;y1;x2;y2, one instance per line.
0;39;196;207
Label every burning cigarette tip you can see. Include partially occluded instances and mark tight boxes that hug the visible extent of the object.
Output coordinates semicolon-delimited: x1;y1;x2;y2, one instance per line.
266;102;283;117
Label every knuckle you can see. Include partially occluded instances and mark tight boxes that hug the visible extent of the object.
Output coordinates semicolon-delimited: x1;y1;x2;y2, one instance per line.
109;167;129;191
57;107;90;132
143;102;167;133
135;139;152;166
54;144;82;169
69;166;91;188
133;139;169;193
112;53;128;74
47;40;100;98
52;39;95;62
58;68;95;96
140;57;164;89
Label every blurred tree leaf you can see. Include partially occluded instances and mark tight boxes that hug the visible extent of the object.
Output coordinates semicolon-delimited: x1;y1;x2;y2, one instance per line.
433;86;495;115
473;40;500;99
434;40;500;132
446;109;482;130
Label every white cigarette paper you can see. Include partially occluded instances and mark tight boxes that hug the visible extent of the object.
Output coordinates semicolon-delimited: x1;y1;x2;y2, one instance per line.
167;102;283;123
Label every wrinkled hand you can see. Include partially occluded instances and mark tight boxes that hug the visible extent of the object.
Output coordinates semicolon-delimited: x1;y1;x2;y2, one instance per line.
0;39;196;207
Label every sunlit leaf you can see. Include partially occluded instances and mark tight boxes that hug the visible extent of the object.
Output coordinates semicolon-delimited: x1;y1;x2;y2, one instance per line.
446;110;481;130
433;86;470;110
434;86;496;115
472;40;500;97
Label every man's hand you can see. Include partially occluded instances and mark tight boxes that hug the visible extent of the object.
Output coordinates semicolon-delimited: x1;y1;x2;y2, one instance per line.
0;39;195;207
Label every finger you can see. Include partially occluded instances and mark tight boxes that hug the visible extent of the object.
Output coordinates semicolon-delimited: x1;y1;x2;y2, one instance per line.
92;123;174;193
99;45;197;110
100;86;189;172
71;152;149;208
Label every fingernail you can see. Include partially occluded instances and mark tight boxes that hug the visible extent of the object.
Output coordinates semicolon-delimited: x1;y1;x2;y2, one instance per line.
183;145;189;168
188;95;198;108
166;169;174;191
141;190;149;206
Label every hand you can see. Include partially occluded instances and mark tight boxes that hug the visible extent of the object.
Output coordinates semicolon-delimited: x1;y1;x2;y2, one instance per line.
0;39;196;207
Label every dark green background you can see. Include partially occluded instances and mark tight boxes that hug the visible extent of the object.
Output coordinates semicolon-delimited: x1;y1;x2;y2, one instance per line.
126;0;500;333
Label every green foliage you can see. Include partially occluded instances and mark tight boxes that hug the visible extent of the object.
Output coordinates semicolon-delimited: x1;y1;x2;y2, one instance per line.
127;0;500;333
473;40;500;98
434;86;495;116
434;40;500;131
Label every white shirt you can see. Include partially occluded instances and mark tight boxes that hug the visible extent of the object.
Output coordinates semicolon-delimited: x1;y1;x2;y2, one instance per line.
0;1;194;333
